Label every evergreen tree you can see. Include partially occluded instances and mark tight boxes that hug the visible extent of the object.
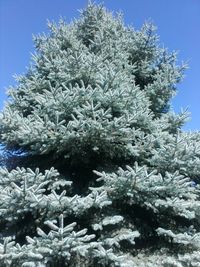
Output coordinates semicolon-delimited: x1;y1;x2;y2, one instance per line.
0;3;200;266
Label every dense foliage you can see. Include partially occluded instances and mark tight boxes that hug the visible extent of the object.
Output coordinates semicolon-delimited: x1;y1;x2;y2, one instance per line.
0;3;200;266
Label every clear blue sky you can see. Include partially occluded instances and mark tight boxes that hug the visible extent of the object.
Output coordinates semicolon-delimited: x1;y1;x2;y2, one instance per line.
0;0;200;131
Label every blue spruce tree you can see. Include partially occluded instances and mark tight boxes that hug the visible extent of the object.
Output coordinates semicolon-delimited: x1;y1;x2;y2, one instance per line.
0;3;200;266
